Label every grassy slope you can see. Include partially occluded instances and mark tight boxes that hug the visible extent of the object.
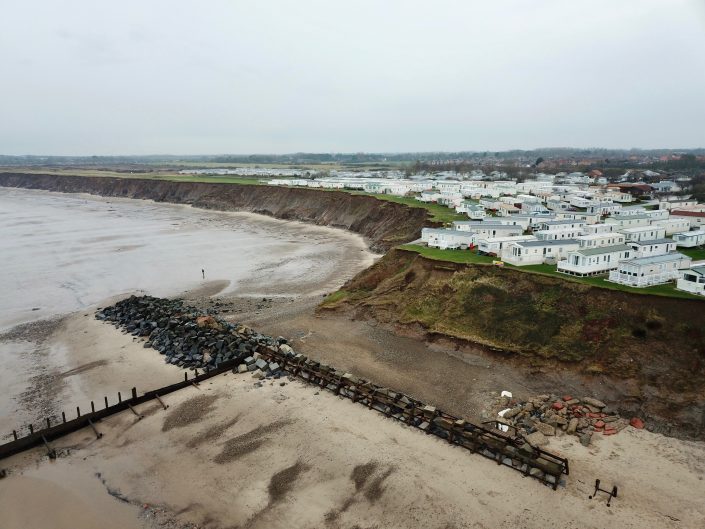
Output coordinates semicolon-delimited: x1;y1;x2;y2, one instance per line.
327;249;705;376
346;193;465;224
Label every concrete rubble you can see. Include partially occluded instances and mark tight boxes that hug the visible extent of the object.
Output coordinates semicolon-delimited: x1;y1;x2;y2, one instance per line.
494;393;639;446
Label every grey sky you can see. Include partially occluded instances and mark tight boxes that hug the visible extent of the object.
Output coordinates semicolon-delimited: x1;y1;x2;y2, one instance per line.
1;1;704;155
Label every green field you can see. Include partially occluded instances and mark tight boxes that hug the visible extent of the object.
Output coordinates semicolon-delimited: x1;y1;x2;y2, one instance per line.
680;247;705;261
400;244;704;300
348;194;465;224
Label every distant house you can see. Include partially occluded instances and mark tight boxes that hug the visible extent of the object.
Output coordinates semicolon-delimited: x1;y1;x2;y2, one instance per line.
651;218;692;236
659;199;698;211
586;202;622;216
671;210;705;229
581;223;615;235
673;229;705;248
627;238;677;258
534;220;586;241
421;228;475;250
557;244;633;276
576;232;626;249
651;181;682;194
502;239;579;266
488;216;532;229
417;191;442;203
452;221;523;238
619;226;667;242
455;202;487;220
521;202;551;214
608;253;691;287
546;198;571;212
605;214;651;229
606;183;654;199
558;211;601;225
477;235;537;256
676;265;705;296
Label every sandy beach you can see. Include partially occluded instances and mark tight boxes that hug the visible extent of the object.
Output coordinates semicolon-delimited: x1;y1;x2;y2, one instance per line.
1;334;703;529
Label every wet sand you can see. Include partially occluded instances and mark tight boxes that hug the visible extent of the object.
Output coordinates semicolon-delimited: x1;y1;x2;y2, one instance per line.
0;187;375;332
0;188;376;438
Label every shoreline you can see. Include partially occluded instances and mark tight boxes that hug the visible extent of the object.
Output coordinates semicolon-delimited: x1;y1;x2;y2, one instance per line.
0;188;377;438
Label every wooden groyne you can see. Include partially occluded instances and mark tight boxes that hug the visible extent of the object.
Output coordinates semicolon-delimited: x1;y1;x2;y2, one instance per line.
0;346;568;490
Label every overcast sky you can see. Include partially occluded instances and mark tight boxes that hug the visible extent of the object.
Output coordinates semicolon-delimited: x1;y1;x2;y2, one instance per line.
1;1;704;155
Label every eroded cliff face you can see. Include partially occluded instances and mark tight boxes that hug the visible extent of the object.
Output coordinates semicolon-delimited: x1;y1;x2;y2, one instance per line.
0;173;431;252
321;249;705;439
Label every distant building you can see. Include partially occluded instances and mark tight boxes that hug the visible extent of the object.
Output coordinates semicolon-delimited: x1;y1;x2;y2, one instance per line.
608;253;691;288
557;244;633;276
670;210;705;229
677;265;705;296
673;229;705;248
502;239;579;266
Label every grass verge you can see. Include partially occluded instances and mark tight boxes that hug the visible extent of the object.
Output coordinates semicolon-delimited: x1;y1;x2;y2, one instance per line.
400;244;704;300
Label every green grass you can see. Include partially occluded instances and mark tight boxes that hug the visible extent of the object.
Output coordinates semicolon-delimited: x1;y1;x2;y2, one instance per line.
399;244;496;264
680;247;705;261
147;174;268;185
400;245;704;300
321;290;351;305
349;194;465;224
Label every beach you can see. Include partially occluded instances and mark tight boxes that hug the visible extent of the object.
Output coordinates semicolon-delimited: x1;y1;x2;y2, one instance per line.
0;188;375;437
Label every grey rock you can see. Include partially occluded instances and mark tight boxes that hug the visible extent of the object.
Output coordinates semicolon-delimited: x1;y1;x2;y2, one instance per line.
582;397;606;409
532;421;556;436
525;431;548;447
255;358;268;370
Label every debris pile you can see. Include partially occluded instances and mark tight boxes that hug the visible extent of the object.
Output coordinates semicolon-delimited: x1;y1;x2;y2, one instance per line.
96;295;290;376
496;394;635;447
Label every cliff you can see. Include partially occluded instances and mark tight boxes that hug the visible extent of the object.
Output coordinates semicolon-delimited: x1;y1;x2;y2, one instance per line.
321;249;705;438
0;172;431;252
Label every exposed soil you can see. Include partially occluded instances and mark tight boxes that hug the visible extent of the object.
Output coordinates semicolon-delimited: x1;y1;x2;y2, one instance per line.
320;249;705;439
